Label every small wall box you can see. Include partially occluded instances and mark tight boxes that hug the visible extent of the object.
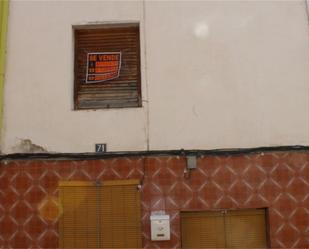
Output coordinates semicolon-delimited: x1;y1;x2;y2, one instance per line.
150;214;170;241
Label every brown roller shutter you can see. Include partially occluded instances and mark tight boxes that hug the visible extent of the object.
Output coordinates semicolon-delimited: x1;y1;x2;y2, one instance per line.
59;183;98;249
59;180;142;249
74;24;141;109
225;209;267;248
181;211;226;249
100;182;142;248
181;209;268;249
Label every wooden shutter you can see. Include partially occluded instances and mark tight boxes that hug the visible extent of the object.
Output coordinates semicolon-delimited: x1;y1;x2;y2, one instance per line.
59;180;142;249
225;209;267;249
181;211;226;249
100;180;142;248
181;209;267;249
59;182;98;249
74;24;141;109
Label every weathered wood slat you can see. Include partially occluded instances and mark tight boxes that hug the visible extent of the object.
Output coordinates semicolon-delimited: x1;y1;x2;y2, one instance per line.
80;88;138;94
79;99;140;109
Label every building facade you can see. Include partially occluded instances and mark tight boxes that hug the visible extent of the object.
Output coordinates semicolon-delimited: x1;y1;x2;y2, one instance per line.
0;1;308;248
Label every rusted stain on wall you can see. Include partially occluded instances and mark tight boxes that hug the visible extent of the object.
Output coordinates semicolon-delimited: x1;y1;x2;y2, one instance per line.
11;139;47;153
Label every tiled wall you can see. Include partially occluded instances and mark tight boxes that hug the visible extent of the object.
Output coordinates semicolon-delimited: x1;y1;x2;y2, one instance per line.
0;151;308;248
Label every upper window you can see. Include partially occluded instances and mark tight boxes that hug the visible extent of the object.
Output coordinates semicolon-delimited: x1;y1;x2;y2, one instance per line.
74;24;141;110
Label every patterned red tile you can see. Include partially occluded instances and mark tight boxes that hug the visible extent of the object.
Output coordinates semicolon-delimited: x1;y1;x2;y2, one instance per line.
149;195;165;211
258;179;282;203
142;181;163;197
0;186;19;210
38;197;61;223
82;159;105;179
0;171;9;190
166;157;186;178
11;171;32;194
198;181;223;203
111;158;134;178
96;164;122;181
303;194;309;209
0;237;4;249
26;161;46;179
151;167;178;194
38;230;58;249
10;201;33;224
186;168;208;191
272;193;298;218
169;210;180;238
39;170;60;194
0;216;18;239
227;180;253;206
165;196;180;210
301;163;309;183
166;182;193;208
259;153;279;171
10;231;32;249
269;208;285;232
112;158;144;180
243;164;266;188
144;157;162;178
275;224;301;248
286;153;308;169
228;155;250;173
215;195;238;209
24;185;46;205
0;152;308;249
211;164;235;190
271;163;295;188
289;208;308;232
243;193;268;208
197;156;219;174
292;236;309;249
24;216;46;239
52;161;75;180
286;177;308;200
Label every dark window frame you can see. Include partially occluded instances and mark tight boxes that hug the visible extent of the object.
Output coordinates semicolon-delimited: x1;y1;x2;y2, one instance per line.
73;23;142;110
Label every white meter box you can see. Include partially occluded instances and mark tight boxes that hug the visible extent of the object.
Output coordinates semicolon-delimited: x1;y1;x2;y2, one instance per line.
150;214;170;241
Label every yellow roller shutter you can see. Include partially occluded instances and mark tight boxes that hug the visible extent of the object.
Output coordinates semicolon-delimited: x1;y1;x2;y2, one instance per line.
225;209;267;249
181;211;226;249
59;182;98;249
181;209;268;249
59;180;142;249
100;181;142;248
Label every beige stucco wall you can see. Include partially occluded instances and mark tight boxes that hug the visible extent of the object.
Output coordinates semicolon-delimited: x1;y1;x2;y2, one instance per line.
2;0;309;153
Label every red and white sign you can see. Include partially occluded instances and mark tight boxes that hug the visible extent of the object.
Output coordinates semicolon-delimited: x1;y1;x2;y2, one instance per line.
86;52;121;83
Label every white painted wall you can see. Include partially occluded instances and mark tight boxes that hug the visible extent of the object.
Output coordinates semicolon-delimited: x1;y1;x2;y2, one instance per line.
3;0;309;153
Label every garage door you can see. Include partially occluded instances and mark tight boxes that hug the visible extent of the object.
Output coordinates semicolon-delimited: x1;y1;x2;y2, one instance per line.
181;209;268;249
